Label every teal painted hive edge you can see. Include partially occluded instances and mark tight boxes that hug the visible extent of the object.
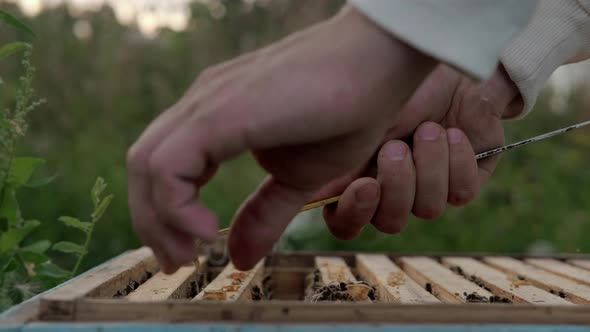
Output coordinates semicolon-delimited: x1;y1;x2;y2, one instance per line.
10;323;590;332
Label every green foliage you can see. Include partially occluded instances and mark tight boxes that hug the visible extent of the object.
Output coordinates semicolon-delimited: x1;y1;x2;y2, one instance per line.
1;0;590;314
0;11;112;312
0;10;36;38
0;42;31;61
55;177;114;277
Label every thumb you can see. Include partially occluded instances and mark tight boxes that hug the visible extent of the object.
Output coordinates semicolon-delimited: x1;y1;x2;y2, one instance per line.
228;176;315;270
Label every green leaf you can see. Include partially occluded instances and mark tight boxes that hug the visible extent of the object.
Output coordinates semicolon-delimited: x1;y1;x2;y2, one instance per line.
52;241;85;255
2;257;19;273
0;42;31;61
58;216;92;234
36;261;69;279
0;220;40;253
0;10;36;38
0;188;20;226
19;250;49;264
21;240;51;253
23;173;58;188
91;177;107;208
0;251;16;272
91;194;113;222
8;157;45;188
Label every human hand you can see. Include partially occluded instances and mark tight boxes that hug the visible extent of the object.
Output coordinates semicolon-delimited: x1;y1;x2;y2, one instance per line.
126;6;437;273
315;65;522;239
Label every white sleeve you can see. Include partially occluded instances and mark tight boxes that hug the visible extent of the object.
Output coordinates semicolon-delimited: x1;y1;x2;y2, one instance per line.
348;0;537;80
501;0;590;119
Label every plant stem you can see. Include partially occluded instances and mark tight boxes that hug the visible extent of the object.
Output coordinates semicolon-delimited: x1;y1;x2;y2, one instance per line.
0;137;16;228
70;219;96;277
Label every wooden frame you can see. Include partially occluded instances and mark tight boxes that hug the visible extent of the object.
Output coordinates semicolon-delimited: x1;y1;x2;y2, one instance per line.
4;249;590;328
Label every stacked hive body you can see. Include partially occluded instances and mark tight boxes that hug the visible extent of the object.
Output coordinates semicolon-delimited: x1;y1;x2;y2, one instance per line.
5;248;590;326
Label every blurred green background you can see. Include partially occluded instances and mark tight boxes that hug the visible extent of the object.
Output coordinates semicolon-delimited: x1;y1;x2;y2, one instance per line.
1;0;590;275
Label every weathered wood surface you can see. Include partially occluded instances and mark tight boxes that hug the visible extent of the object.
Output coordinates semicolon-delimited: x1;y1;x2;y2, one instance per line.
442;257;571;305
399;257;493;303
39;247;158;320
569;259;590;271
0;297;40;328
356;254;438;304
485;257;590;304
192;260;264;302
315;256;357;284
72;299;590;325
126;265;197;302
526;258;590;286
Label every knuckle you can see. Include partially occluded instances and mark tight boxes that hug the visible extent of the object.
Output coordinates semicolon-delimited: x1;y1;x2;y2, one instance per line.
147;153;169;179
126;144;148;174
196;66;220;85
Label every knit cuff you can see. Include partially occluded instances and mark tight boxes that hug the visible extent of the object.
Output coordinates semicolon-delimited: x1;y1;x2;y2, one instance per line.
348;0;536;81
501;0;590;119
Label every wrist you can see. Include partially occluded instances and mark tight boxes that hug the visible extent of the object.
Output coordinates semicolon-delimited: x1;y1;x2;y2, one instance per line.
486;65;522;119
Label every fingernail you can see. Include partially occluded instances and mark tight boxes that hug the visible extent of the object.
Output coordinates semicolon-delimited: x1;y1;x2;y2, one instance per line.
419;123;441;141
356;183;379;207
384;142;406;161
448;128;463;145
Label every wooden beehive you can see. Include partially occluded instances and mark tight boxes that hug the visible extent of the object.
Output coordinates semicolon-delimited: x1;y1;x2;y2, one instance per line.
5;247;590;327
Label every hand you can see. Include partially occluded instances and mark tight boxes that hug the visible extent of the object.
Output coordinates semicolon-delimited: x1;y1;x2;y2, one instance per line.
126;7;437;273
315;65;522;239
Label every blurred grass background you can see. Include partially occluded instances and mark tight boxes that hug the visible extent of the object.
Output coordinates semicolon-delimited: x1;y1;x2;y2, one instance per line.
1;0;590;274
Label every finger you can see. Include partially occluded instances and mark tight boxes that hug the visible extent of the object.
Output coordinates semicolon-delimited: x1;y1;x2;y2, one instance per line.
478;154;502;185
127;55;260;270
127;105;193;263
307;162;377;204
127;108;189;272
412;122;449;220
371;141;416;233
130;191;197;273
384;65;462;140
446;128;480;206
323;177;380;240
228;177;315;270
309;173;361;203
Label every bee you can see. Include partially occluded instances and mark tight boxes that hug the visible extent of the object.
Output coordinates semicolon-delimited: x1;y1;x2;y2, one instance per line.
489;295;512;303
465;292;489;303
251;285;264;301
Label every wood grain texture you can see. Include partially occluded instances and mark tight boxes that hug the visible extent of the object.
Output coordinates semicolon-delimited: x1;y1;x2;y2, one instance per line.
399;257;493;303
0;297;39;327
355;254;438;304
39;247;158;321
73;299;590;325
442;257;570;305
485;257;590;304
527;259;590;286
315;256;356;284
126;265;196;302
569;259;590;271
192;260;264;302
